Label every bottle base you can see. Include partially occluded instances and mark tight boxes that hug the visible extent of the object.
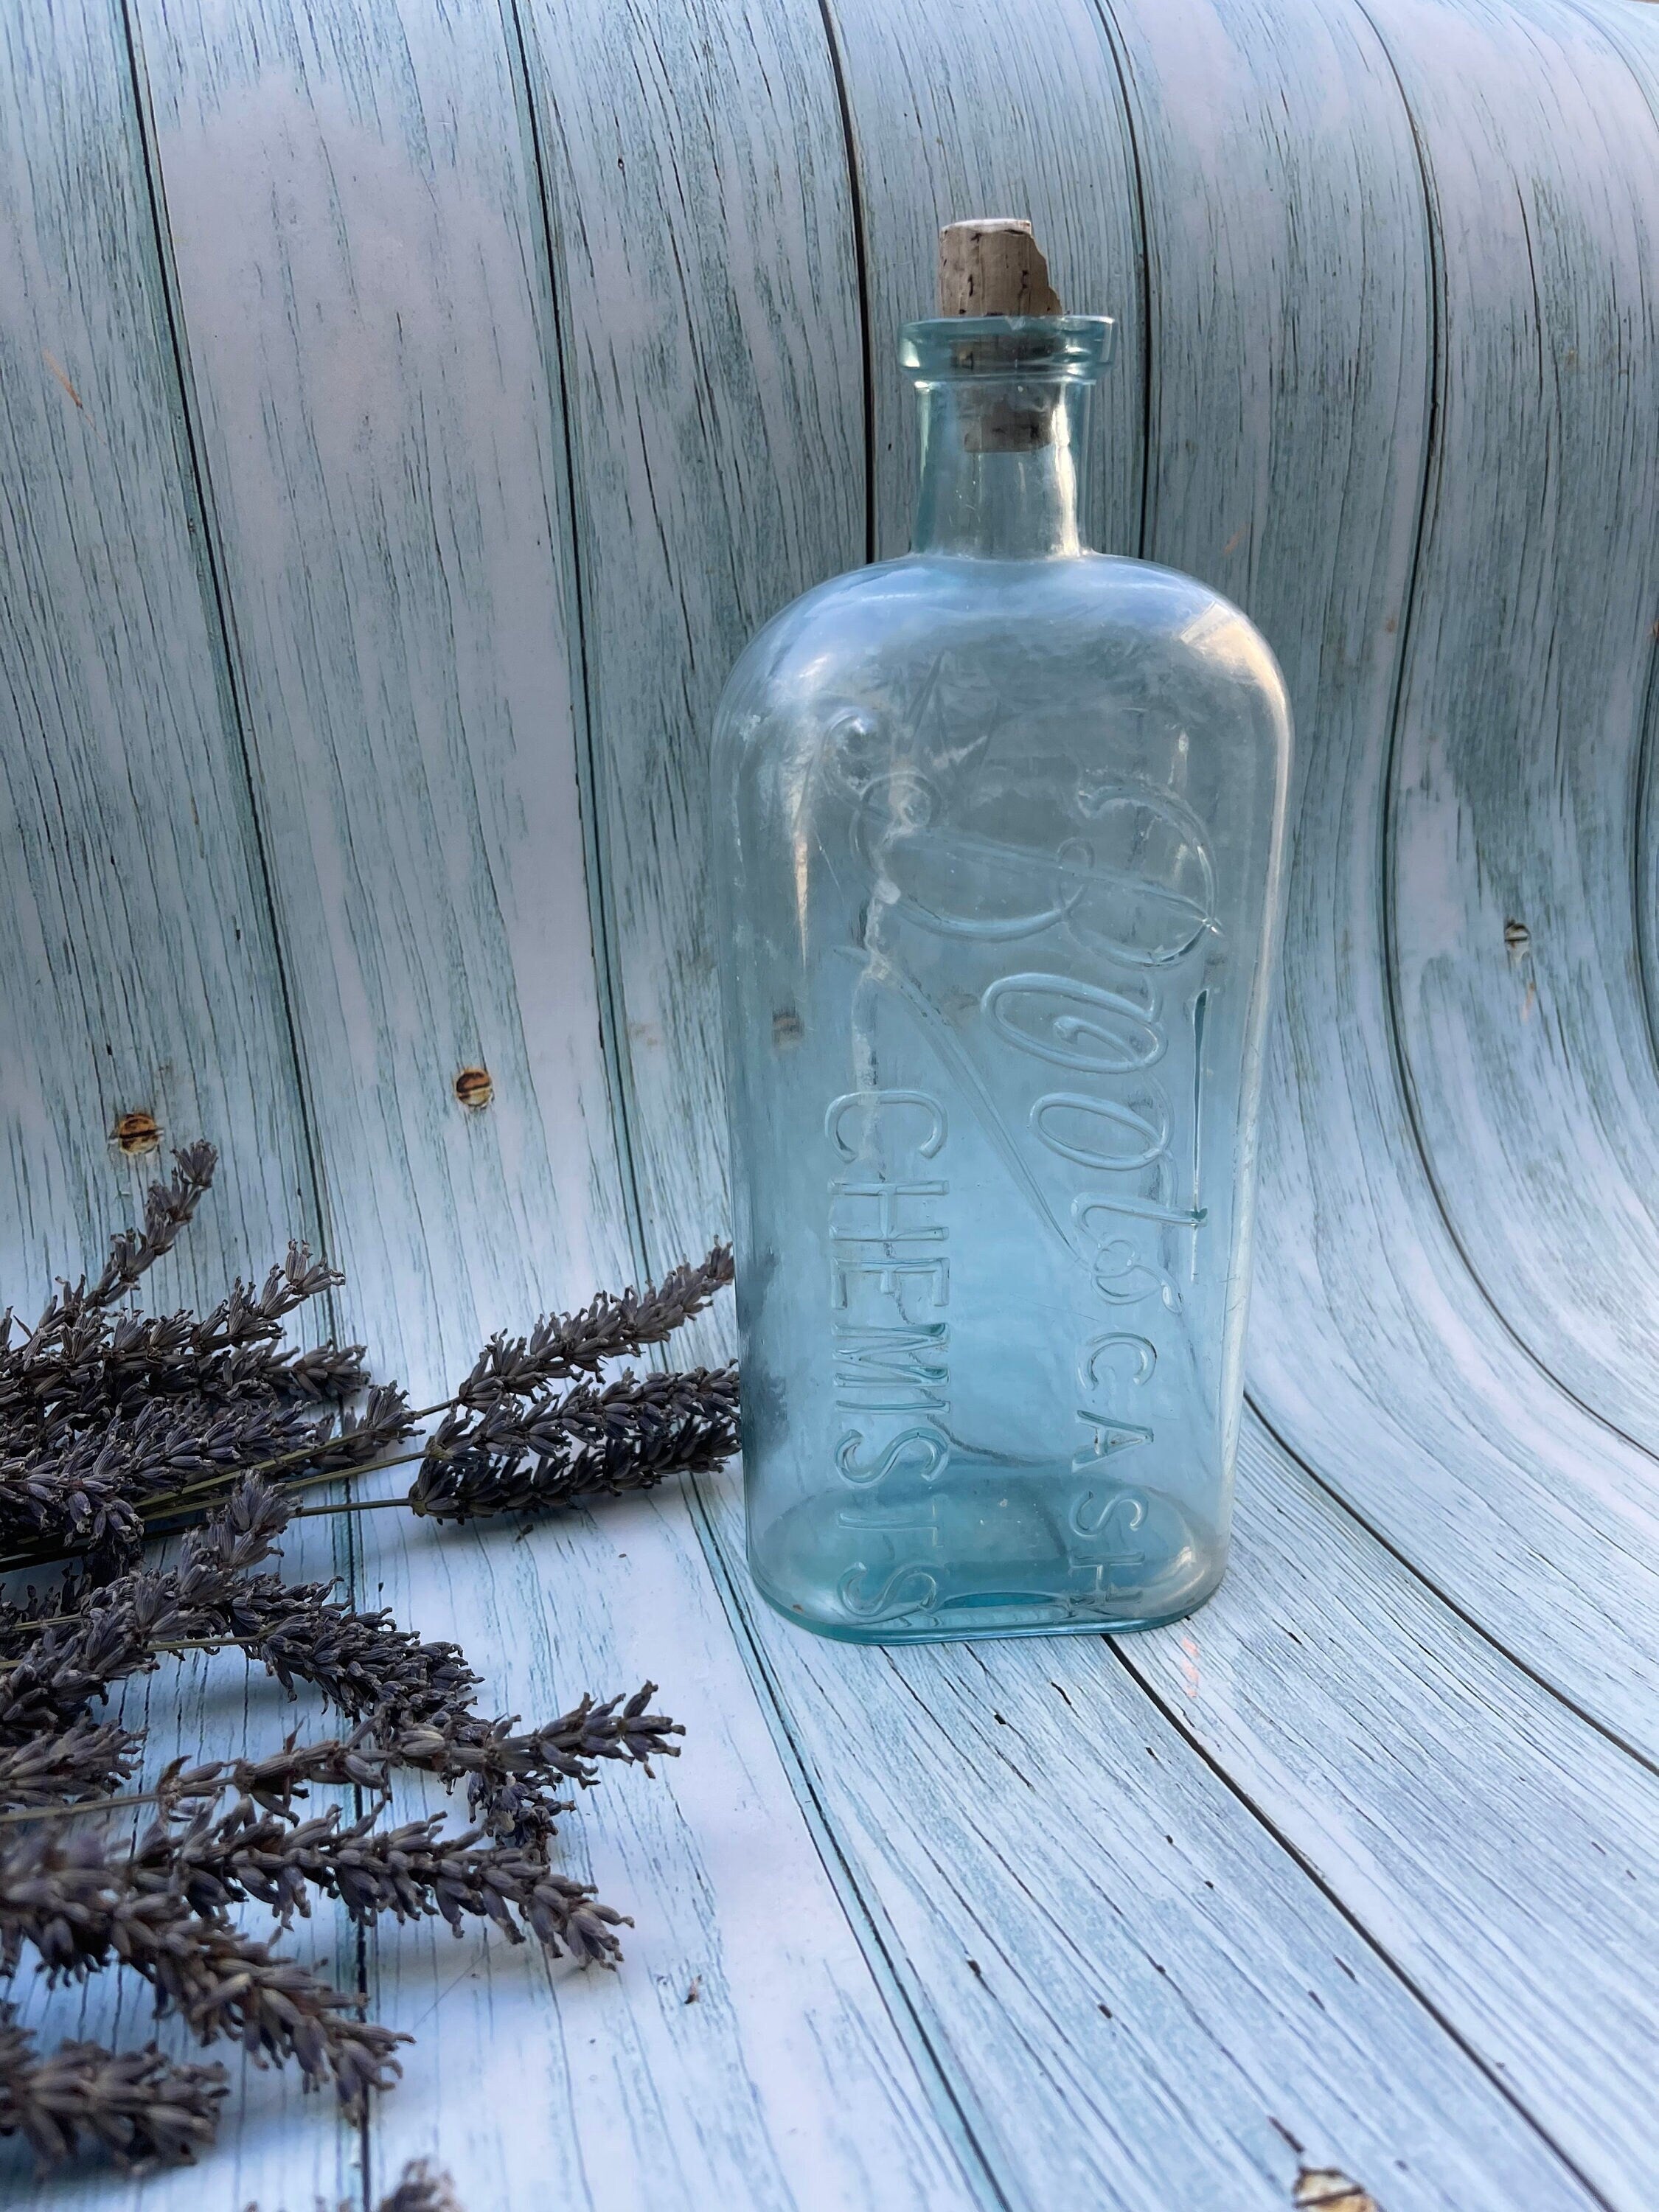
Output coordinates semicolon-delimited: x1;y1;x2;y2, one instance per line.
746;1467;1225;1645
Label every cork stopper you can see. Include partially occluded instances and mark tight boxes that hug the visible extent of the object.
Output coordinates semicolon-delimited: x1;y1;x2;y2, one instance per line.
938;219;1063;317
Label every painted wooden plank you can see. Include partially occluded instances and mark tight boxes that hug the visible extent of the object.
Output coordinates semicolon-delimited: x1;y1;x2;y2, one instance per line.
1121;1413;1659;2212
1088;0;1659;1750
128;0;632;1402
689;1461;1598;2212
824;0;1145;563
512;0;866;1283
358;1483;973;2212
1378;0;1659;1453
0;0;316;1307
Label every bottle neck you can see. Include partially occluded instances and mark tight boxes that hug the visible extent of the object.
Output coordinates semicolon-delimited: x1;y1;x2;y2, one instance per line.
900;316;1110;561
912;377;1092;557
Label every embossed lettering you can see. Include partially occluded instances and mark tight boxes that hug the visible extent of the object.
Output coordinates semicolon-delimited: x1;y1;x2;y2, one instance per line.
1032;1090;1170;1172
824;1088;947;1161
982;972;1166;1071
836;1562;939;1621
831;1324;950;1412
1068;1487;1150;1560
1079;1332;1158;1392
833;1426;951;1486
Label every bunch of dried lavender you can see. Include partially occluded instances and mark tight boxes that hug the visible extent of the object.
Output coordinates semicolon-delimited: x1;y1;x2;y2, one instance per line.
0;1999;227;2173
1;1475;683;1854
0;1481;667;2174
0;1149;737;2180
0;1148;737;1579
0;1823;406;2107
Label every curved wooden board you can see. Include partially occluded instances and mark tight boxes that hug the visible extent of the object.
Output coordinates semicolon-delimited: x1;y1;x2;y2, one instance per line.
127;0;632;1401
1378;0;1659;1450
0;0;315;1310
823;0;1145;563
512;0;866;1280
1093;0;1659;1750
1122;1414;1659;2212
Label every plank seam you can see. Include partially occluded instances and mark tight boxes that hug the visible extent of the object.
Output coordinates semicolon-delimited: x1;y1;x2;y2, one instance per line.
682;1473;1014;2212
1245;1387;1659;1784
816;0;877;566
1105;1633;1621;2212
500;0;651;1284
115;0;335;1305
1085;0;1155;559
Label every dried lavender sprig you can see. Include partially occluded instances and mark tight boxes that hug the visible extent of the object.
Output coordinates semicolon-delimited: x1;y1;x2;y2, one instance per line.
245;2160;467;2212
1;1482;677;1851
188;1242;344;1357
454;1245;733;1407
203;1576;623;1848
0;1606;162;1748
0;1478;455;1745
0;1826;406;2110
0;1305;366;1453
411;1366;740;1523
0;1382;414;1575
0;1480;321;1744
169;1686;679;1813
0;1720;142;1812
0;1686;682;1865
84;1143;219;1314
0;2000;229;2173
0;1149;221;1397
147;1794;628;1965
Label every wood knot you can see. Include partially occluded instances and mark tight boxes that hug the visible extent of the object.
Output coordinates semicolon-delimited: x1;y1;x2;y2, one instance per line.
112;1110;161;1157
453;1065;493;1110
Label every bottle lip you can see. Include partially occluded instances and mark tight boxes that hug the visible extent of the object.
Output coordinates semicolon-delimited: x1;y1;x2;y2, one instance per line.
899;314;1114;380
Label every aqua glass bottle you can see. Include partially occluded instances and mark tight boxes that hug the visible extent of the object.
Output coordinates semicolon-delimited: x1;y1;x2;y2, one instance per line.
711;242;1291;1644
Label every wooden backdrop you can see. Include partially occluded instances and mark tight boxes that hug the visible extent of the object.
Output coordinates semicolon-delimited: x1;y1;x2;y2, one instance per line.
3;1;1658;2208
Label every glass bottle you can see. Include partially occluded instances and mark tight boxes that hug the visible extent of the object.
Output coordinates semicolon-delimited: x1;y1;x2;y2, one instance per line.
711;282;1291;1645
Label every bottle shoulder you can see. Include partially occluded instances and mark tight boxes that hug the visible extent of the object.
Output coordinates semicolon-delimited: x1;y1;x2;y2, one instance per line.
715;551;1289;738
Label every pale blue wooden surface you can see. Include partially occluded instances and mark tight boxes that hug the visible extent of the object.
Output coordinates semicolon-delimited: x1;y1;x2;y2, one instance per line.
2;1;1657;2207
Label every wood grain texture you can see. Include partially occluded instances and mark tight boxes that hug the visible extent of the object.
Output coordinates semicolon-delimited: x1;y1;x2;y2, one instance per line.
128;0;632;1400
0;0;316;1310
115;11;981;2211
512;0;866;1281
1095;0;1659;1753
357;1486;972;2212
823;0;1146;562
1380;0;1659;1446
689;1464;1599;2212
1123;1414;1659;2212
